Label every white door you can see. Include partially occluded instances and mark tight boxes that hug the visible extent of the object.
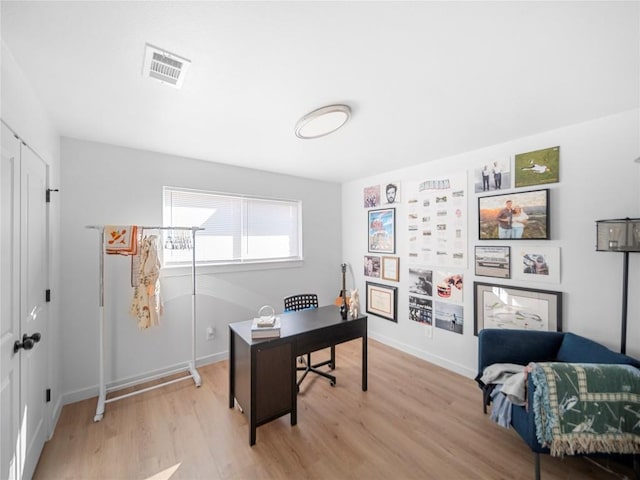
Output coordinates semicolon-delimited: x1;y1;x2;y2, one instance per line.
1;125;22;480
1;123;49;480
20;141;49;480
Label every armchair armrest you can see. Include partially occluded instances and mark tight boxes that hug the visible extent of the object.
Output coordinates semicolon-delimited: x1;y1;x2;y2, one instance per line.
477;329;564;379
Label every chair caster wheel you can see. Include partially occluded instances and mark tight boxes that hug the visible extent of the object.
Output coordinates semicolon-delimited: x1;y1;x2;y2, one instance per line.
330;381;336;387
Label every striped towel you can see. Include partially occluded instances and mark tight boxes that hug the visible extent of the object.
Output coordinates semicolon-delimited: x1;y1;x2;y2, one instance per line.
105;225;138;255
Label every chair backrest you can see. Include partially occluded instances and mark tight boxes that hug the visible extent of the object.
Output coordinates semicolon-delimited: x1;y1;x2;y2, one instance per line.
284;294;318;312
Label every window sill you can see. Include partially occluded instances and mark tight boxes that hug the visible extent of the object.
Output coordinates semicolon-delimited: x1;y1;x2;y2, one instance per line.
160;259;304;277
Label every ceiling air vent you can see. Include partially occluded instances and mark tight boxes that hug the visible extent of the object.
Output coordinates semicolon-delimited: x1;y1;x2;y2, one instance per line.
142;43;191;89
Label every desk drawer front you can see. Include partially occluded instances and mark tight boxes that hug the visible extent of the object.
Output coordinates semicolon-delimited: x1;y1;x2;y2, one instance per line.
295;320;365;355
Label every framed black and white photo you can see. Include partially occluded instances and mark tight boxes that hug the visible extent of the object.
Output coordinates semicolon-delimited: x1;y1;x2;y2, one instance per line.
474;246;510;279
478;189;549;240
368;208;395;253
366;282;398;322
364;255;381;278
382;181;401;204
408;267;433;296
434;301;464;335
473;282;562;335
409;295;432;324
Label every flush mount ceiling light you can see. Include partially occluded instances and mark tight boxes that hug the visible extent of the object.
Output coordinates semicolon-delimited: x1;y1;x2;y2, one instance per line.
295;104;351;139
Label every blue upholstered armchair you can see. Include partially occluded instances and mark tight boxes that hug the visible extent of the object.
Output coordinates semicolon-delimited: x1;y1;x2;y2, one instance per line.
475;329;640;480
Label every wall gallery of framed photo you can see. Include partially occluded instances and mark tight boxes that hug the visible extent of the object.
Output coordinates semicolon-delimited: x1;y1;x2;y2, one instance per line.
405;173;468;336
364;181;402;322
473;146;562;335
361;144;562;340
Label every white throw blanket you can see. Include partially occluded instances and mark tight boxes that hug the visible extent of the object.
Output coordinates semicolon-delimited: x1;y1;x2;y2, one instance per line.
481;363;528;429
480;362;527;405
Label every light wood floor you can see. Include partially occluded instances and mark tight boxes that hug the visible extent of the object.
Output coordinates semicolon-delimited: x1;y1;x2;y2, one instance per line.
35;339;632;480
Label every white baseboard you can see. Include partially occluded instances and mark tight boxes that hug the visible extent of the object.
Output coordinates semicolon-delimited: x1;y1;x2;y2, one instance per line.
368;331;476;379
60;353;228;407
46;396;64;441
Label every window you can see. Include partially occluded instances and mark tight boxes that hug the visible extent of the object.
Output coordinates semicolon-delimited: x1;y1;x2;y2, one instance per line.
162;187;302;266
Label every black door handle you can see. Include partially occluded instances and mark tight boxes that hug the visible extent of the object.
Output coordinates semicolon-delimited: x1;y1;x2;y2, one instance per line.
13;332;42;353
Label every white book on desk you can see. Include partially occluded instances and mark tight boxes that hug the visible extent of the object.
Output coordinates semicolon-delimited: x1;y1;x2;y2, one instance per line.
251;317;281;339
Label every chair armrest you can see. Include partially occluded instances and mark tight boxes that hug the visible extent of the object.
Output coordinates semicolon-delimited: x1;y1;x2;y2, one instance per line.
477;329;564;378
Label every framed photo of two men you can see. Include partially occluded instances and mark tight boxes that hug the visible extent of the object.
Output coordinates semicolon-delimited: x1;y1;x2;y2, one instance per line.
478;189;549;240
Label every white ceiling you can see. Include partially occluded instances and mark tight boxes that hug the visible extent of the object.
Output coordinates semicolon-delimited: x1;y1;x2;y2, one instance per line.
2;1;639;183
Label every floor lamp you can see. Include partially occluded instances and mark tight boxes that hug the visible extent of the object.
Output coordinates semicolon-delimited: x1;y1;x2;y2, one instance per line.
596;217;640;354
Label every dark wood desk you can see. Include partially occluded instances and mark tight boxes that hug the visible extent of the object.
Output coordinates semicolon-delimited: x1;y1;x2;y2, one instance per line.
229;305;368;445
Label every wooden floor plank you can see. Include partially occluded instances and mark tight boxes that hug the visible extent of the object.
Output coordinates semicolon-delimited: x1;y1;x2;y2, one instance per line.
34;339;632;479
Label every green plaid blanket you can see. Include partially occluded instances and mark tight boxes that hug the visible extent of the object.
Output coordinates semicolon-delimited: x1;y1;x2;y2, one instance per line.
531;362;640;457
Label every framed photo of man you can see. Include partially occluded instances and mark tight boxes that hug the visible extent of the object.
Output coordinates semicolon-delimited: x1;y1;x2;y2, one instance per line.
478;189;549;240
382;181;401;204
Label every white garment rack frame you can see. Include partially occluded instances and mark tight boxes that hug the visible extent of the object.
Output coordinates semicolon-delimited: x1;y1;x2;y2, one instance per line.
86;225;204;422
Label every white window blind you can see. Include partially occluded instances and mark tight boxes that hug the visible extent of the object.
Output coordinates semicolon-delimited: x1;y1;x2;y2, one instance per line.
163;187;302;265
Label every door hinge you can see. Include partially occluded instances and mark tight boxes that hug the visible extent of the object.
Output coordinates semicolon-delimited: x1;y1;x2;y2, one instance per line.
46;388;51;403
46;188;59;203
45;289;51;302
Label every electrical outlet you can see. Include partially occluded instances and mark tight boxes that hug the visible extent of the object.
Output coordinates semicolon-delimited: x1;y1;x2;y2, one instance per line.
206;326;215;340
425;326;433;339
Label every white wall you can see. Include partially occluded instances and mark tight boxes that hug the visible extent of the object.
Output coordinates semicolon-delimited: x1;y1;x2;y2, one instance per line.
59;138;342;402
1;41;62;431
343;109;640;378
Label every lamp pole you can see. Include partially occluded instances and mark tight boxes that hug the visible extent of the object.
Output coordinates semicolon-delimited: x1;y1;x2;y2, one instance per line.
620;250;629;354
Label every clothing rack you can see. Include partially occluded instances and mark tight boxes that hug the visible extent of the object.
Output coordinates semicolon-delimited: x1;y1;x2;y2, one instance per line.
86;225;204;422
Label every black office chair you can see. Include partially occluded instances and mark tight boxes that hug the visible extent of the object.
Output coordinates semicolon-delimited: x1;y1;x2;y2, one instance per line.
283;294;336;391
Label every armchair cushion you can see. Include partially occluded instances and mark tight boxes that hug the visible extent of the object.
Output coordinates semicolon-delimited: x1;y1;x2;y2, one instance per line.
555;332;639;365
477;329;563;375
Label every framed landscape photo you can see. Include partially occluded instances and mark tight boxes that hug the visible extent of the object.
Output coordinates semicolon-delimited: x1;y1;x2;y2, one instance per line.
478;189;549;240
381;256;400;281
366;282;398;322
473;282;562;335
514;146;560;188
475;246;510;279
368;208;395;253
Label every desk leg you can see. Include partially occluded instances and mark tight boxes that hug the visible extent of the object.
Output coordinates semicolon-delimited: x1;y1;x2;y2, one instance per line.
250;426;256;446
250;349;257;446
229;328;235;408
362;334;368;391
330;345;336;369
291;353;297;426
